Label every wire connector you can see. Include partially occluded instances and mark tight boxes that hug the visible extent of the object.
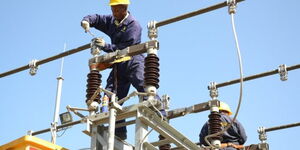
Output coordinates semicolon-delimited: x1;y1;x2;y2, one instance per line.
208;82;218;100
257;127;267;143
90;38;101;57
227;0;237;14
147;21;158;40
278;64;288;81
29;59;39;76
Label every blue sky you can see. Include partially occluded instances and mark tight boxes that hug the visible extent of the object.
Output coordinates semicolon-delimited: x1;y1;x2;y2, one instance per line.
1;0;300;149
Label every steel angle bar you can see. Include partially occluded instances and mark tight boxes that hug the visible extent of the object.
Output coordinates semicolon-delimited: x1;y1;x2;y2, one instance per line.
150;139;170;147
88;99;161;125
167;101;210;119
89;40;158;64
0;44;90;78
143;142;158;150
156;0;245;27
138;106;200;150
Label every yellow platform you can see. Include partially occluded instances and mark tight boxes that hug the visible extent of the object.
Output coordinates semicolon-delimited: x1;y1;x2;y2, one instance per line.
0;135;68;150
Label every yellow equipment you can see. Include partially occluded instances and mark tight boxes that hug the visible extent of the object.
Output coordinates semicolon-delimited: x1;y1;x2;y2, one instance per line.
90;56;132;71
109;0;130;6
0;135;68;150
219;101;233;115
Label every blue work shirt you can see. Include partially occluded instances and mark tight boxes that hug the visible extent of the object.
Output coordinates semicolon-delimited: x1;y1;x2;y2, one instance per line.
199;113;247;150
82;13;142;53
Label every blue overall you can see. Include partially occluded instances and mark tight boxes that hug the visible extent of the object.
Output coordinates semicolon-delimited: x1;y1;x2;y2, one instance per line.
83;13;144;139
199;113;247;150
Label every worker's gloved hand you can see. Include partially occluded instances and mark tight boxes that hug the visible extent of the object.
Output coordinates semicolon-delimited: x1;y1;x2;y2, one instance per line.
81;20;90;32
94;37;106;48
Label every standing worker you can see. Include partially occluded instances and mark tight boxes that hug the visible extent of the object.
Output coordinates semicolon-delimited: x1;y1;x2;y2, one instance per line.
199;101;247;150
81;0;159;142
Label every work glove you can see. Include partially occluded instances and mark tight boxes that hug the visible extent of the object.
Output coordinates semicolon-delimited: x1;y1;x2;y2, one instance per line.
94;37;106;48
81;20;90;32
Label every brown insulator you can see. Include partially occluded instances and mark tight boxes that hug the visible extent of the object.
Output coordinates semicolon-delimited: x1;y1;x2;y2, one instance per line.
144;54;160;89
86;70;102;103
158;135;171;150
208;112;222;140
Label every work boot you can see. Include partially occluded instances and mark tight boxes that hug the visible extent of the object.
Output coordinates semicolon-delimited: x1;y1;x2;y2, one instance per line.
158;135;171;150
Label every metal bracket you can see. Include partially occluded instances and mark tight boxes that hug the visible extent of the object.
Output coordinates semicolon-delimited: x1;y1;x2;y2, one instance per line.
257;127;267;143
278;64;288;81
147;21;158;40
109;101;123;111
91;38;101;57
208;100;220;112
162;94;170;110
227;0;237;14
82;119;92;136
29;59;39;76
208;82;218;100
258;143;269;150
27;130;33;136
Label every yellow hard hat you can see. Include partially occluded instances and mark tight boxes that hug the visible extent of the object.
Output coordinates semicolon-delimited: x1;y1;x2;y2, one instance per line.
219;101;232;115
109;0;130;6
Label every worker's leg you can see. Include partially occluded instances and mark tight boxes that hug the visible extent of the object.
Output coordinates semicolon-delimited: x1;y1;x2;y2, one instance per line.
127;55;145;93
105;65;131;140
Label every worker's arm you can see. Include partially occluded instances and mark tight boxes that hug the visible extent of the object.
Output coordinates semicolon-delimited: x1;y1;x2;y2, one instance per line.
199;122;209;146
82;14;142;53
82;14;111;35
236;120;247;144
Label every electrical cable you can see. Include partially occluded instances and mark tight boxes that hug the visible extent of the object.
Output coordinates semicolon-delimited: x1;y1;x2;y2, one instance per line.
204;3;244;148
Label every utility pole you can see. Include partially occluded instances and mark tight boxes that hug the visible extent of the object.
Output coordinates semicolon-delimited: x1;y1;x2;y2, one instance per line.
51;43;66;144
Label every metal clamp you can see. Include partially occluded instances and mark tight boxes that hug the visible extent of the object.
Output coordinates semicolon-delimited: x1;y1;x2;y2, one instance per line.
227;0;237;14
278;64;288;81
257;127;267;143
147;21;158;40
162;94;170;110
29;59;39;76
27;130;33;136
90;38;101;57
208;82;218;100
109;101;123;111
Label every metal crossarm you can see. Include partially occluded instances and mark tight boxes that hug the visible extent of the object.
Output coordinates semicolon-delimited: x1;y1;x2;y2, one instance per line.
89;40;158;64
138;106;200;150
88;99;162;125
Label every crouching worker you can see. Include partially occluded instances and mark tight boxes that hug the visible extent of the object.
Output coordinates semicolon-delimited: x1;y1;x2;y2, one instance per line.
199;101;247;150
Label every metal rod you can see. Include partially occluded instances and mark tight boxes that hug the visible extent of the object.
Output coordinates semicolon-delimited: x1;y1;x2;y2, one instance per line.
51;76;64;144
265;122;300;132
215;64;300;88
0;43;90;78
51;44;66;144
32;120;82;136
156;0;244;27
167;101;210;119
108;94;117;150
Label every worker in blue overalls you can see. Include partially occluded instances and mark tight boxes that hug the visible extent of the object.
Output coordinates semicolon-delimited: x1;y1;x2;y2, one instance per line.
81;0;150;141
199;101;247;150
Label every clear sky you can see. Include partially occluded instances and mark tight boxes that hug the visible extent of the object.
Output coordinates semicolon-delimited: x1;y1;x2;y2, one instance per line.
1;0;300;149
